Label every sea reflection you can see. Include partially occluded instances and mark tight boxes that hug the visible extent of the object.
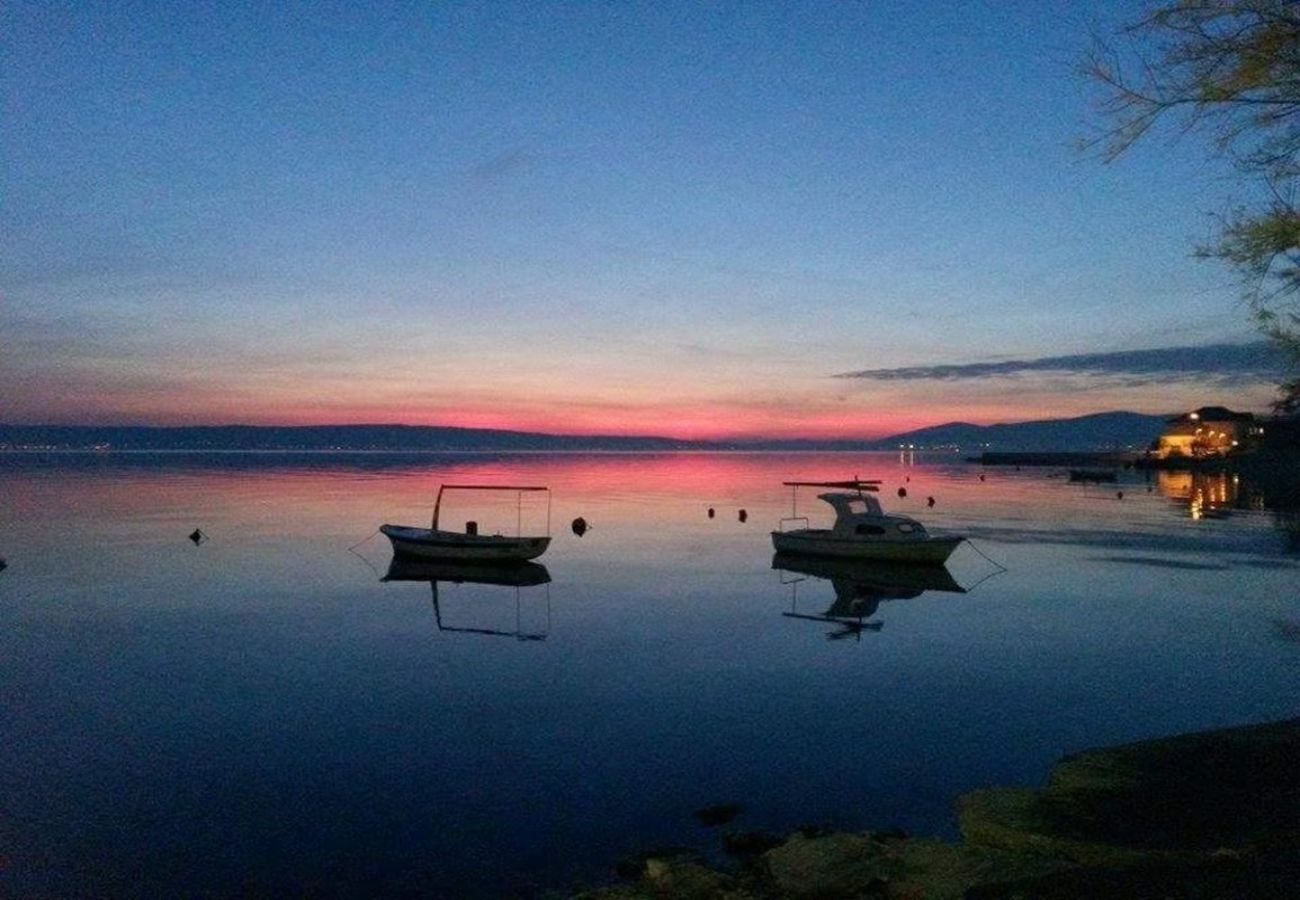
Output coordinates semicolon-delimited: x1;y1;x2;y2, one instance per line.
2;451;1299;898
1155;470;1264;520
382;558;552;641
772;551;965;641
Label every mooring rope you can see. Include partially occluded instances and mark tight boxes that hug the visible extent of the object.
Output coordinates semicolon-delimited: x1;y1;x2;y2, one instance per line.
347;528;381;552
965;538;1008;573
960;538;1009;592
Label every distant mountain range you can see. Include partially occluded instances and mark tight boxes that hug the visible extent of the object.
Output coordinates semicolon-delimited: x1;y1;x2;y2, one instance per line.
0;412;1171;453
871;411;1170;453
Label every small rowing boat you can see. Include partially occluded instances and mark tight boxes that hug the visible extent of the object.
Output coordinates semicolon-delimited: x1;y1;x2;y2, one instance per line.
381;484;552;562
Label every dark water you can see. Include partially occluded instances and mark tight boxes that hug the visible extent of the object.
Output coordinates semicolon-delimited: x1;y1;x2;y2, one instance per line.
1;452;1297;897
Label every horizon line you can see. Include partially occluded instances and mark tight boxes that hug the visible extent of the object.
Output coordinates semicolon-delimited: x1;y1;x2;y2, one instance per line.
0;409;1190;445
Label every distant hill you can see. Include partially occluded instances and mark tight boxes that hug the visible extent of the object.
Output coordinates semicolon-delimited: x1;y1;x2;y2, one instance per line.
0;411;1170;453
0;424;701;452
870;411;1170;452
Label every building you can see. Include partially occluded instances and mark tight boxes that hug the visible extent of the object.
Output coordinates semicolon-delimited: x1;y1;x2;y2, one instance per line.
1153;406;1262;459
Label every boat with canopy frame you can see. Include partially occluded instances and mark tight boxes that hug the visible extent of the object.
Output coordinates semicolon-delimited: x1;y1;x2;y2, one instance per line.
380;484;552;562
771;478;963;564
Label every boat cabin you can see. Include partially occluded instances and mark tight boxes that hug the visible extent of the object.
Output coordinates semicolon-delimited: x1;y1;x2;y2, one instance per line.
818;492;929;539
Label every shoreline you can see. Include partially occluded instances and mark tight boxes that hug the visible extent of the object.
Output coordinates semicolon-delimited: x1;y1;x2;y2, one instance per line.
575;718;1300;899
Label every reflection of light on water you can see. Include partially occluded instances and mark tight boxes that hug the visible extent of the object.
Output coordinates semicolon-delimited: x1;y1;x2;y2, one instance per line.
1159;469;1247;520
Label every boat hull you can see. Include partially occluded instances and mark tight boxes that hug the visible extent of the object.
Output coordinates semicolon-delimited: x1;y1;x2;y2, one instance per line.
381;524;551;562
771;530;963;563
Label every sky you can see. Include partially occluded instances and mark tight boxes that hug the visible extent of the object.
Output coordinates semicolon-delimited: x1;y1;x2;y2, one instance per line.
2;0;1290;439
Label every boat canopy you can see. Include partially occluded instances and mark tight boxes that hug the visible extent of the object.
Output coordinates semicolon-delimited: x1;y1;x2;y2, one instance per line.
782;479;880;492
433;484;551;531
781;478;881;521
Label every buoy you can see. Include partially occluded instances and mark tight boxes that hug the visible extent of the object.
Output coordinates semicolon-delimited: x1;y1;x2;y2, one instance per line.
1117;491;1124;500
738;509;748;523
897;487;907;498
707;507;715;519
978;474;986;482
0;557;7;572
905;476;910;483
189;529;205;545
1147;485;1153;493
927;496;935;508
571;516;589;537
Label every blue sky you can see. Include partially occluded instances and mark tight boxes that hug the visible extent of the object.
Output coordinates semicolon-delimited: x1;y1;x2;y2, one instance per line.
1;0;1284;436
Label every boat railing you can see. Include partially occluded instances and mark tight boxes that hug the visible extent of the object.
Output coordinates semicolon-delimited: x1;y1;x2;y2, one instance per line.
778;516;810;532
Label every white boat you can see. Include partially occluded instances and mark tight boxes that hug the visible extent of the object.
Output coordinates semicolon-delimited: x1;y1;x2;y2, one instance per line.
381;484;552;562
770;479;964;564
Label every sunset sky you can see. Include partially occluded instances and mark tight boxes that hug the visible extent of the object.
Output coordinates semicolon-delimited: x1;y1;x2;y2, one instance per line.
3;0;1289;439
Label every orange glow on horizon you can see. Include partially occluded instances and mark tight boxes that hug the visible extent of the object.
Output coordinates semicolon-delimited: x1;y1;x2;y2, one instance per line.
76;404;984;441
11;366;1278;440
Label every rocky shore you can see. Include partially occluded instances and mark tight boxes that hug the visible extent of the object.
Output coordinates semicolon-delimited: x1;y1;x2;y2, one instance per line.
572;718;1300;899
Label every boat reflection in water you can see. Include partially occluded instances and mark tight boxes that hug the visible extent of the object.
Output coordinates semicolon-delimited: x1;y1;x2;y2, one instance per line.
382;558;552;641
772;551;965;641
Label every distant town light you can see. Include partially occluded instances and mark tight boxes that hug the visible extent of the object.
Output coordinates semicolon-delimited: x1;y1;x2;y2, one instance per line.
1189;412;1200;420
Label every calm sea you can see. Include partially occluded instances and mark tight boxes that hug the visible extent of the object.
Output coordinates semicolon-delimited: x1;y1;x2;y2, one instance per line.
2;451;1297;897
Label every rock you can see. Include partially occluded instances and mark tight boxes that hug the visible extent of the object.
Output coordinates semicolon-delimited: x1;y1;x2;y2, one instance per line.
795;823;836;839
960;718;1300;865
721;831;784;857
889;838;1073;900
763;832;900;897
693;802;743;827
871;827;909;842
645;860;736;896
614;847;702;880
580;718;1300;899
964;849;1300;899
957;787;1150;867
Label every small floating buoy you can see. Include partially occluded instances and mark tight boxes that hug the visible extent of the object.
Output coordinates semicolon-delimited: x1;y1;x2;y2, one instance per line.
905;476;910;483
189;529;206;545
927;496;935;508
707;507;715;519
738;509;748;523
1116;491;1124;500
0;557;7;572
897;487;907;498
978;474;986;482
571;516;589;537
1147;485;1153;493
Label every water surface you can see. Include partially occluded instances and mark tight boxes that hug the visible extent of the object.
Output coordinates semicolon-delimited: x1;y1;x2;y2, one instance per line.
2;452;1297;896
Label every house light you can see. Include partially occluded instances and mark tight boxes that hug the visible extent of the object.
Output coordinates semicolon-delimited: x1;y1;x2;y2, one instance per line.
1189;412;1200;420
